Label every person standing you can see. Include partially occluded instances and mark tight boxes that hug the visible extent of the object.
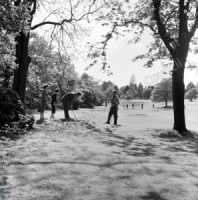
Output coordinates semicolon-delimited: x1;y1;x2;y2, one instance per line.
39;84;48;120
105;90;119;125
61;91;81;119
50;88;60;119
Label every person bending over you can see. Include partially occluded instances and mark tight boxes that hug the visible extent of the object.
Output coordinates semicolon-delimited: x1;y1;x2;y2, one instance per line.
61;92;81;119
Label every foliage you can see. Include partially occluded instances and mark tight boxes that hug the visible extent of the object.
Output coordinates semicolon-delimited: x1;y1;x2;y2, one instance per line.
101;81;114;91
185;88;198;101
0;114;34;138
151;78;172;107
0;31;16;87
142;86;153;99
26;33;78;108
0;0;30;34
80;89;95;108
0;86;34;138
105;86;114;100
88;87;105;106
137;83;144;99
89;0;198;69
0;87;24;128
185;82;196;92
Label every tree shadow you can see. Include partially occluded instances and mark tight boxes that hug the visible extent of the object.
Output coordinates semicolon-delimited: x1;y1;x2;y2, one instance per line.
140;191;168;200
152;129;198;154
99;129;158;157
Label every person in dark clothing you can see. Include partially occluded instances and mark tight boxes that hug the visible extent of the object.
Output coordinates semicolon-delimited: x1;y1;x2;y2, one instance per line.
50;89;60;119
126;104;128;109
105;90;119;125
141;104;144;109
61;92;81;119
132;103;134;109
39;84;48;120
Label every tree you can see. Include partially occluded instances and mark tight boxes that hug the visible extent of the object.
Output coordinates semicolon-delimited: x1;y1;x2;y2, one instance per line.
142;86;153;99
185;88;198;101
13;0;107;104
185;82;196;92
101;81;114;91
27;33;78;108
138;83;144;99
0;1;30;88
151;78;172;107
90;0;198;134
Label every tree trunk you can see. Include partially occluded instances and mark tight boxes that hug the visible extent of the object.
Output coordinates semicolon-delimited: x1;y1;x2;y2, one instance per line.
172;59;187;134
13;32;31;105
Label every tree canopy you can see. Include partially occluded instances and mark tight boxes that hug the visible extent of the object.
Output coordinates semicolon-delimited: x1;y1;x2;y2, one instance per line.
151;78;172;107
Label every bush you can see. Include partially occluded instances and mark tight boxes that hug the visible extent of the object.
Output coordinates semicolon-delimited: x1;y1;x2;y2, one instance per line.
0;87;24;128
80;89;95;108
0;87;34;138
88;87;104;106
0;114;35;138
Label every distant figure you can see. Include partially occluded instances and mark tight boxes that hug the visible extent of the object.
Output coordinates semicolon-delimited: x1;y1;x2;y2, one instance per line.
39;84;48;120
61;92;81;119
126;104;128;109
106;90;119;125
132;104;134;109
50;88;60;119
105;100;108;107
153;104;154;108
141;104;143;109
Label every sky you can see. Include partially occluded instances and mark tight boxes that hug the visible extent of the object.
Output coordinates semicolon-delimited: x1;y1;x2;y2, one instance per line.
32;1;198;88
74;23;198;88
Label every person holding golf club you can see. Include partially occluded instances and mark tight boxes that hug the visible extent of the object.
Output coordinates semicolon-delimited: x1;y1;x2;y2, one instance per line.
105;90;119;125
61;91;81;120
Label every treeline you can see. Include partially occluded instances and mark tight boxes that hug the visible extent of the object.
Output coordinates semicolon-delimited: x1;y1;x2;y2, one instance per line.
24;33;121;109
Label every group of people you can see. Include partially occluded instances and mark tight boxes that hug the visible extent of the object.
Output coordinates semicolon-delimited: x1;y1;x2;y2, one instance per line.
123;103;144;109
39;84;81;121
39;84;120;125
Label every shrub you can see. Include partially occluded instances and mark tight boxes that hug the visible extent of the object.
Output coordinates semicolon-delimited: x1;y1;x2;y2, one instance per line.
0;87;24;128
0;87;34;138
0;114;35;138
88;87;104;106
80;89;95;108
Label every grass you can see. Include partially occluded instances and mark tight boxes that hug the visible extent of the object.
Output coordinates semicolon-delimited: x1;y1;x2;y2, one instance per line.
0;99;198;200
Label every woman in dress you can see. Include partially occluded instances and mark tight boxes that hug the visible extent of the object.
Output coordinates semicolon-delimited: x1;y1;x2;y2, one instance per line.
40;84;48;120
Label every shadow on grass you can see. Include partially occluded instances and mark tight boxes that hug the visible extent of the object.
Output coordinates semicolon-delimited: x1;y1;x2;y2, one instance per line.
152;129;198;154
99;128;158;157
140;191;168;200
155;106;173;110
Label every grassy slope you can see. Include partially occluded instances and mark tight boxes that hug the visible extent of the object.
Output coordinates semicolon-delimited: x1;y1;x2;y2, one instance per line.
1;100;198;200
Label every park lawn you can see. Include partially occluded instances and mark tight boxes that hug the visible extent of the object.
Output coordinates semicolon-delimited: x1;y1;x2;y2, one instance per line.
1;100;198;200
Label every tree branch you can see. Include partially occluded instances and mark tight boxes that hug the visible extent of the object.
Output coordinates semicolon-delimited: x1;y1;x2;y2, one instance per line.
152;0;175;57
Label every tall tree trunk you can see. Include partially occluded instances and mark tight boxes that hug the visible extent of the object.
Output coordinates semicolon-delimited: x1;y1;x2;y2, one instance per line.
172;56;187;134
13;33;31;105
